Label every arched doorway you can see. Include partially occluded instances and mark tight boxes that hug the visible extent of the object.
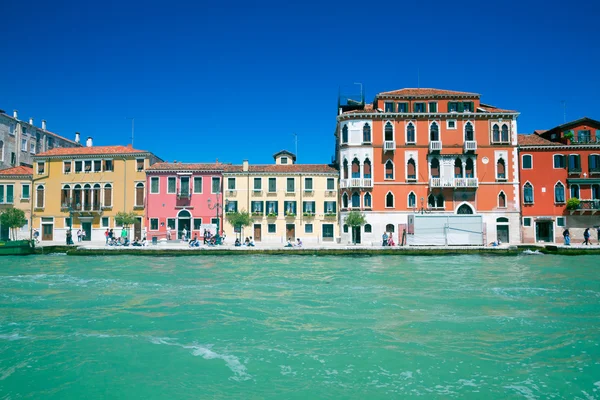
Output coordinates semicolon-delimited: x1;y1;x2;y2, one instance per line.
456;203;474;214
177;209;191;240
496;217;509;243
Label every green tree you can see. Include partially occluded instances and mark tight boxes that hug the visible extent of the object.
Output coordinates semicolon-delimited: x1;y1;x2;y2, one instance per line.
115;211;138;229
0;207;27;241
344;211;367;244
225;210;253;240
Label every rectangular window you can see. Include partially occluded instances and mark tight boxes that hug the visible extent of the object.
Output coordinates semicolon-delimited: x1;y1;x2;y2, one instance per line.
448;102;458;112
64;161;72;174
193;177;202;193
150;218;159;230
269;178;276;193
553;154;566;169
193;218;202;230
522;155;532;169
167;218;176;229
0;185;4;203
167;177;176;194
10;152;15;166
305;224;313;234
21;139;27;152
104;185;112;207
251;201;264;214
322;224;334;239
21;184;30;199
284;201;297;215
75;160;83;173
523;217;531;227
226;200;238;213
414;102;426;113
397;103;408;113
429;102;437;113
324;201;336;214
135;183;144;207
227;177;236;190
150;177;160;194
556;217;565;227
93;160;102;172
22;127;27;135
286;178;295;192
268;223;276;233
30;142;35;153
180;176;190;196
137;159;144;171
327;178;334;190
37;162;45;174
463;102;474;112
254;178;262;191
212;177;221;194
384;102;395;112
211;218;218;226
5;185;14;203
266;201;278;215
84;160;92;172
303;201;315;214
447;120;456;130
304;178;313;191
9;123;15;135
104;160;113;171
102;217;109;228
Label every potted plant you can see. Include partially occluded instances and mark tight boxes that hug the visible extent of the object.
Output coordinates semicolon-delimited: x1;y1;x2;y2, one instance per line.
285;211;296;217
303;212;315;217
564;130;574;143
324;212;336;217
566;197;580;210
267;212;277;218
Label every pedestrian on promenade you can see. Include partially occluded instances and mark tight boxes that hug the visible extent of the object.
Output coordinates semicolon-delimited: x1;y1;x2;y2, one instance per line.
81;230;86;241
203;229;208;244
597;226;600;245
167;226;172;240
182;228;187;241
66;228;72;245
104;229;110;245
382;232;388;246
121;227;128;243
583;228;591;245
77;229;82;242
563;227;570;246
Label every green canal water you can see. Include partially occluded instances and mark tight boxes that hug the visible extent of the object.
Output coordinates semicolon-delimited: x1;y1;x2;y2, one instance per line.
1;254;599;399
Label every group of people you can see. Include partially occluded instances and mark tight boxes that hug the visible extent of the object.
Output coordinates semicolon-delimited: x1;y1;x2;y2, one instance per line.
284;237;302;248
234;237;256;247
563;227;600;245
381;232;395;246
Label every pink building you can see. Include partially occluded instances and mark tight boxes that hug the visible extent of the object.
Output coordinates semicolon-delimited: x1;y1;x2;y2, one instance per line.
145;162;226;241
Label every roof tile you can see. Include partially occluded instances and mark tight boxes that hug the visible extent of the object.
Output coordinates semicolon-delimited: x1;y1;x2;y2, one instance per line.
36;145;149;157
224;164;338;174
517;134;556;146
147;162;229;171
0;166;33;176
378;88;480;97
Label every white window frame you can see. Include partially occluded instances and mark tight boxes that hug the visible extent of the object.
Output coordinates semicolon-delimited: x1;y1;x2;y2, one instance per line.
103;183;113;208
385;191;395;209
304;177;313;191
253;177;262;191
523;181;534;204
150;218;159;231
407;191;416;209
150;176;160;194
554;181;566;204
227;177;236;191
384;159;395;180
21;138;27;152
341;192;349;209
30;142;35;154
135;182;145;207
167;176;177;194
446;119;457;130
406;156;417;182
36;184;45;208
553;154;565;169
211;176;221;194
21;183;30;200
363;192;372;209
497;190;507;208
383;121;394;142
522;154;533;169
405;121;416;144
193;176;203;193
463;120;475;140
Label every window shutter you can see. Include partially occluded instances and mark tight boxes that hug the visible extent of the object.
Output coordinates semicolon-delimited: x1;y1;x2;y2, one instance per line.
457;102;464;112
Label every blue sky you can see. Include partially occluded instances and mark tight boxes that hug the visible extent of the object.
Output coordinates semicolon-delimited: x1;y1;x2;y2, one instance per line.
1;0;599;164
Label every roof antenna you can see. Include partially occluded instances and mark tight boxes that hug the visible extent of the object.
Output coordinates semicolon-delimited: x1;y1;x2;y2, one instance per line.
293;133;298;160
561;101;566;123
126;117;135;146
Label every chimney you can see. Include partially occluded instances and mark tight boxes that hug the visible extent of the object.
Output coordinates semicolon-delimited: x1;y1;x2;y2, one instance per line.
29;117;34;126
86;137;93;147
75;132;81;143
242;160;249;172
42;120;47;130
13;110;18;119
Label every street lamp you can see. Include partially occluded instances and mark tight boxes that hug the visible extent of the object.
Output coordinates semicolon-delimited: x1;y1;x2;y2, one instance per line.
207;194;223;245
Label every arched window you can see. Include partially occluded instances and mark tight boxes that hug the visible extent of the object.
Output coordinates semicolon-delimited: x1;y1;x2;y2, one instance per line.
364;192;372;208
178;209;191;218
465;122;474;141
457;203;473;214
135;182;145;207
407;123;415;143
342;125;348;143
570;184;580;199
364;158;372;178
493;124;500;142
430;122;439;141
501;124;509;142
93;184;101;210
384;122;393;141
454;158;463;178
497;157;506;179
497;217;509;223
407;158;416;180
103;183;112;208
363;123;371;143
386;192;394;208
343;159;348;180
36;185;44;208
83;184;92;211
428;194;436;208
364;224;372;233
386;223;395;233
73;184;82;210
351;192;360;208
554;182;565;203
408;192;416;208
385;160;394;179
437;194;445;208
61;185;71;208
523;183;533;204
351;158;360;178
430;158;440;178
465;158;474;178
498;191;506;208
342;192;348;208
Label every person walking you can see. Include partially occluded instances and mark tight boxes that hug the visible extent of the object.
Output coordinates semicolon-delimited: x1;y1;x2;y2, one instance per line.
583;228;591;245
77;229;82;242
597;226;600;245
382;232;388;246
167;226;172;240
66;228;73;245
104;229;110;245
562;227;570;246
121;227;128;243
182;227;187;241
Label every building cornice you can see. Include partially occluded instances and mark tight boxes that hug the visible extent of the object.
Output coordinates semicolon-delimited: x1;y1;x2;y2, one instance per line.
518;145;600;151
33;152;152;160
377;94;480;100
337;112;519;121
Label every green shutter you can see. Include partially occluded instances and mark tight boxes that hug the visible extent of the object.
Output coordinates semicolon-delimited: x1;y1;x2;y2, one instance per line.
457;102;464;112
470;102;475;112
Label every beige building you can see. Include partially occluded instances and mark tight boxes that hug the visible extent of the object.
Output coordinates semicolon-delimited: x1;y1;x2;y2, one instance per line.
32;143;161;242
223;151;339;244
0;166;33;240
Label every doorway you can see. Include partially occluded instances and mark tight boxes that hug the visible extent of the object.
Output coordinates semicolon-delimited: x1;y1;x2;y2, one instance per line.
177;210;191;240
535;221;554;242
253;224;261;242
285;224;295;241
42;224;53;241
496;217;509;243
81;222;92;241
0;223;8;241
134;217;142;240
352;226;361;244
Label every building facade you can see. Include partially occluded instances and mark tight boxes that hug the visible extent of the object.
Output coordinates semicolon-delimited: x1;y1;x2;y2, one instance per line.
336;88;521;245
519;117;600;243
0;166;33;240
0;109;80;170
222;151;339;244
145;162;226;241
32;144;161;242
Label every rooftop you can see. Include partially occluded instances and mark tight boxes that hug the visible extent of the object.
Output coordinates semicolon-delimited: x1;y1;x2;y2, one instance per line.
0;166;33;176
147;162;229;171
517;134;556;146
35;145;149;157
225;164;338;174
377;88;480;98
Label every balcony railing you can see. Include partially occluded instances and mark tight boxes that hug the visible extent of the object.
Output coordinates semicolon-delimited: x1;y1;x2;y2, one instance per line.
454;177;479;188
177;190;191;199
590;167;600;174
568;167;582;174
429;141;442;152
576;199;600;211
384;140;395;152
464;140;477;152
429;177;478;188
340;178;374;188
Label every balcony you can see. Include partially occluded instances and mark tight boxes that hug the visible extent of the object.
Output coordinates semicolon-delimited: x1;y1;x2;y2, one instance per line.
340;178;374;188
384;140;395;152
454;177;479;188
464;141;477;152
429;141;442;152
570;199;600;214
590;167;600;175
177;190;191;199
429;177;478;188
568;166;582;175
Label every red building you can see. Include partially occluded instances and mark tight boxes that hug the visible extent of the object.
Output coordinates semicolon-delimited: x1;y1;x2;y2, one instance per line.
518;117;600;243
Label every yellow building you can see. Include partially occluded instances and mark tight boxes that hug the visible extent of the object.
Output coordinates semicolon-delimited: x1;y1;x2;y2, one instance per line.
32;144;161;242
0;166;33;240
223;151;339;244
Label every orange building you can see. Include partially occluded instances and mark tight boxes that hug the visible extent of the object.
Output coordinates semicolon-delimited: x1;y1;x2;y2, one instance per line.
336;88;520;245
518;117;600;243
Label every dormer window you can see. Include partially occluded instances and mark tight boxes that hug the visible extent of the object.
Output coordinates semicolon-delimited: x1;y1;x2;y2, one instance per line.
280;157;288;164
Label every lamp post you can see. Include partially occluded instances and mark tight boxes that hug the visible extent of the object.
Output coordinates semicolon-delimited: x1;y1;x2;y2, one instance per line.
207;194;223;245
